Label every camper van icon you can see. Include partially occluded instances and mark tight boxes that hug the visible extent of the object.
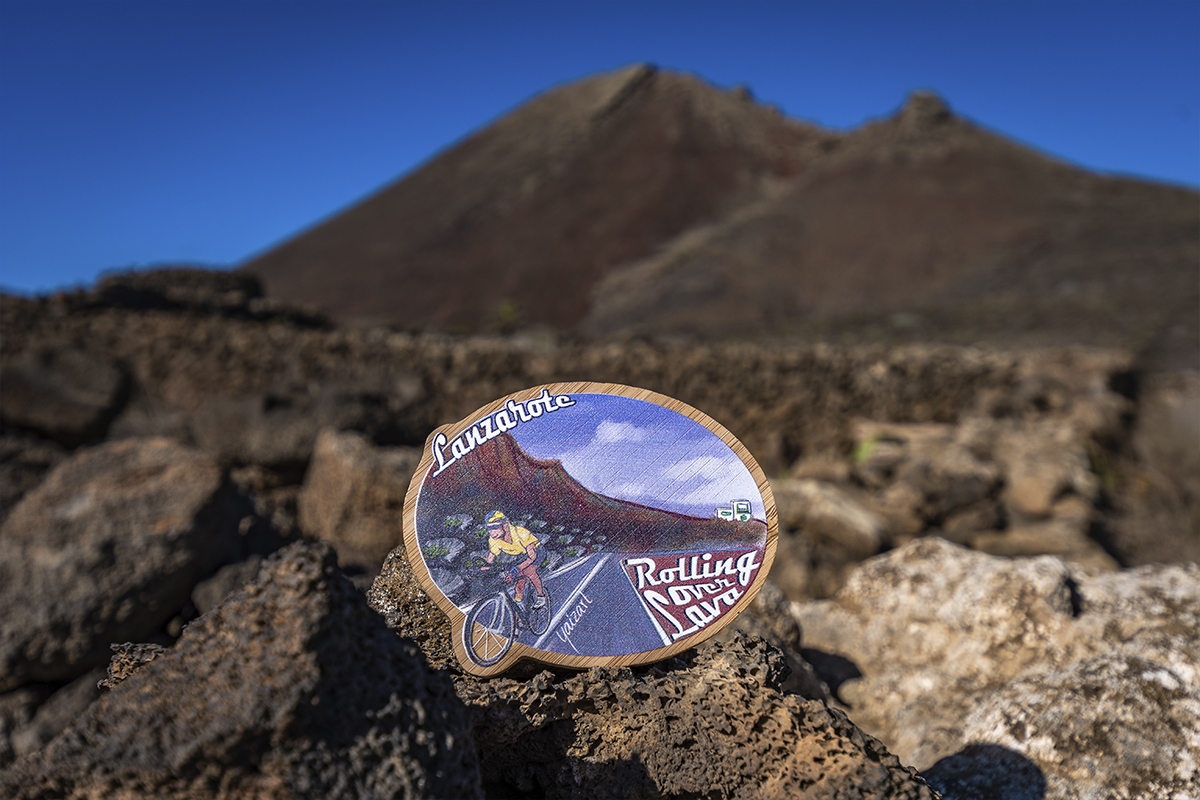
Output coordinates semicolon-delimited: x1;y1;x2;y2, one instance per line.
714;499;754;522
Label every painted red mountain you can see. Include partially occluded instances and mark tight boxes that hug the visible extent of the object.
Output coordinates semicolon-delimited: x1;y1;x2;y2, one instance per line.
417;432;765;553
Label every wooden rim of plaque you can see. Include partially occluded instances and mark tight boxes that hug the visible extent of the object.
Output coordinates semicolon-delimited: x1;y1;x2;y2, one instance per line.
402;382;778;677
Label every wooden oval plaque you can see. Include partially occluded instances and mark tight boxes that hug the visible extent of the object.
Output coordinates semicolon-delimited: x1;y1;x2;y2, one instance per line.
403;383;777;677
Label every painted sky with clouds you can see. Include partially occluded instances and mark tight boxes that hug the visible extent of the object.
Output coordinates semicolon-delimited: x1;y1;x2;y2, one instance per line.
512;393;766;521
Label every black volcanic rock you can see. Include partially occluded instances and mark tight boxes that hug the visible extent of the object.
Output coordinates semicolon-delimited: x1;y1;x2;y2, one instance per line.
0;542;482;800
298;429;422;582
0;435;66;527
419;431;765;553
368;551;935;799
0;347;128;447
0;438;246;689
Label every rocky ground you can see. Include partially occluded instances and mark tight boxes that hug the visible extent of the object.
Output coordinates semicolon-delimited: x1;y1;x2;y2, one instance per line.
1;270;1197;797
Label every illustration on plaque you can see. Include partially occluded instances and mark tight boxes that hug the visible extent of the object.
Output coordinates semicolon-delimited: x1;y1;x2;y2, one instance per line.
404;383;777;676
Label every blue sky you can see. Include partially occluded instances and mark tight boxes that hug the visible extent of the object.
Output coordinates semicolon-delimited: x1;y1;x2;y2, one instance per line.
1;1;1197;295
510;392;767;519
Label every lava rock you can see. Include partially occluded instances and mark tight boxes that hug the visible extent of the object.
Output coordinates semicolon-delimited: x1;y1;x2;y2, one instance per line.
7;669;103;761
456;635;934;799
714;578;830;701
0;347;128;446
949;653;1200;798
298;428;421;581
189;556;263;615
369;544;933;799
0;435;66;526
773;478;886;560
367;549;459;672
0;541;482;800
97;643;167;691
0;438;246;689
793;537;1200;798
92;267;264;313
0;687;53;768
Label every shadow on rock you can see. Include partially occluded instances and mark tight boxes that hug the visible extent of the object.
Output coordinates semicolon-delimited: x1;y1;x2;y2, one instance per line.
923;743;1047;800
799;648;863;704
0;542;482;800
370;548;936;799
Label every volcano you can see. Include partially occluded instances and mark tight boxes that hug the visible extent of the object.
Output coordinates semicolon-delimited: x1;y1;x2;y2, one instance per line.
242;64;823;332
242;65;1197;354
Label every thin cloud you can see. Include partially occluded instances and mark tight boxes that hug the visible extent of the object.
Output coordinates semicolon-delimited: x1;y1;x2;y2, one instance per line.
594;420;651;444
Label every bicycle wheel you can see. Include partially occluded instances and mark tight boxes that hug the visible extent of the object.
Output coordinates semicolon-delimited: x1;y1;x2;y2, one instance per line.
527;587;552;636
465;593;515;667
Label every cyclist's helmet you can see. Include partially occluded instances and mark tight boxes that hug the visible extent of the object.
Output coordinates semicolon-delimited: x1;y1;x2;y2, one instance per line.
485;510;508;528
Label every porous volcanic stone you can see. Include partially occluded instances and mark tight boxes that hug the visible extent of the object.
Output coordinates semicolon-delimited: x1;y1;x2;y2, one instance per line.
7;669;103;761
947;653;1200;798
97;642;166;690
0;347;128;446
793;537;1200;799
299;428;422;581
369;546;934;799
0;435;66;526
0;438;246;689
189;555;263;614
367;548;459;672
772;477;886;560
0;542;482;800
455;635;934;799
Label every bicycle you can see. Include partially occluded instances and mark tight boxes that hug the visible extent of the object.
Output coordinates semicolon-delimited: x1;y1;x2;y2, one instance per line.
464;566;553;667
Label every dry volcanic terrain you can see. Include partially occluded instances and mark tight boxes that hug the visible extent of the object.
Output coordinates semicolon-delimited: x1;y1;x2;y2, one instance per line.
1;267;1197;797
2;64;1198;800
244;64;1198;356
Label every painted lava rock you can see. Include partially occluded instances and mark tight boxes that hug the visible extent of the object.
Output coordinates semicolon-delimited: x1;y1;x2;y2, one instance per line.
403;383;777;676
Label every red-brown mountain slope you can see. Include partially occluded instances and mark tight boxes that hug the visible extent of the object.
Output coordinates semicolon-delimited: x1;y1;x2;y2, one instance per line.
585;92;1199;347
242;66;1198;351
243;64;827;330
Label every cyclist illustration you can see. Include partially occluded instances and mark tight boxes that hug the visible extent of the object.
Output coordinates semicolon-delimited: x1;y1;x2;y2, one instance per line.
480;510;547;607
466;509;553;666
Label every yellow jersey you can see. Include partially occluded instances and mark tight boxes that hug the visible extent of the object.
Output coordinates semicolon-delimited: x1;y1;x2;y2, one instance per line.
488;525;539;557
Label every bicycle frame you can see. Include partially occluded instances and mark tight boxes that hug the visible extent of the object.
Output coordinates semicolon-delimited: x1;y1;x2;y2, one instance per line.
464;571;552;667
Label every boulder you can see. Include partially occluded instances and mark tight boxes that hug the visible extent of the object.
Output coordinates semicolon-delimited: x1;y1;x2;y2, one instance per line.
188;392;346;468
298;429;422;582
793;538;1200;798
0;347;128;446
369;546;934;799
943;653;1200;798
970;518;1118;572
715;578;830;700
0;435;66;526
772;478;886;560
367;548;459;672
0;542;482;800
1104;369;1200;566
189;556;263;614
7;669;103;761
994;419;1097;522
188;379;426;469
457;635;935;799
853;419;1001;524
0;687;53;768
0;438;247;689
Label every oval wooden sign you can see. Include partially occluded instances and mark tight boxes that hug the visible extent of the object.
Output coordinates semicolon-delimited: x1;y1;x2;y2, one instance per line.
403;382;777;677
